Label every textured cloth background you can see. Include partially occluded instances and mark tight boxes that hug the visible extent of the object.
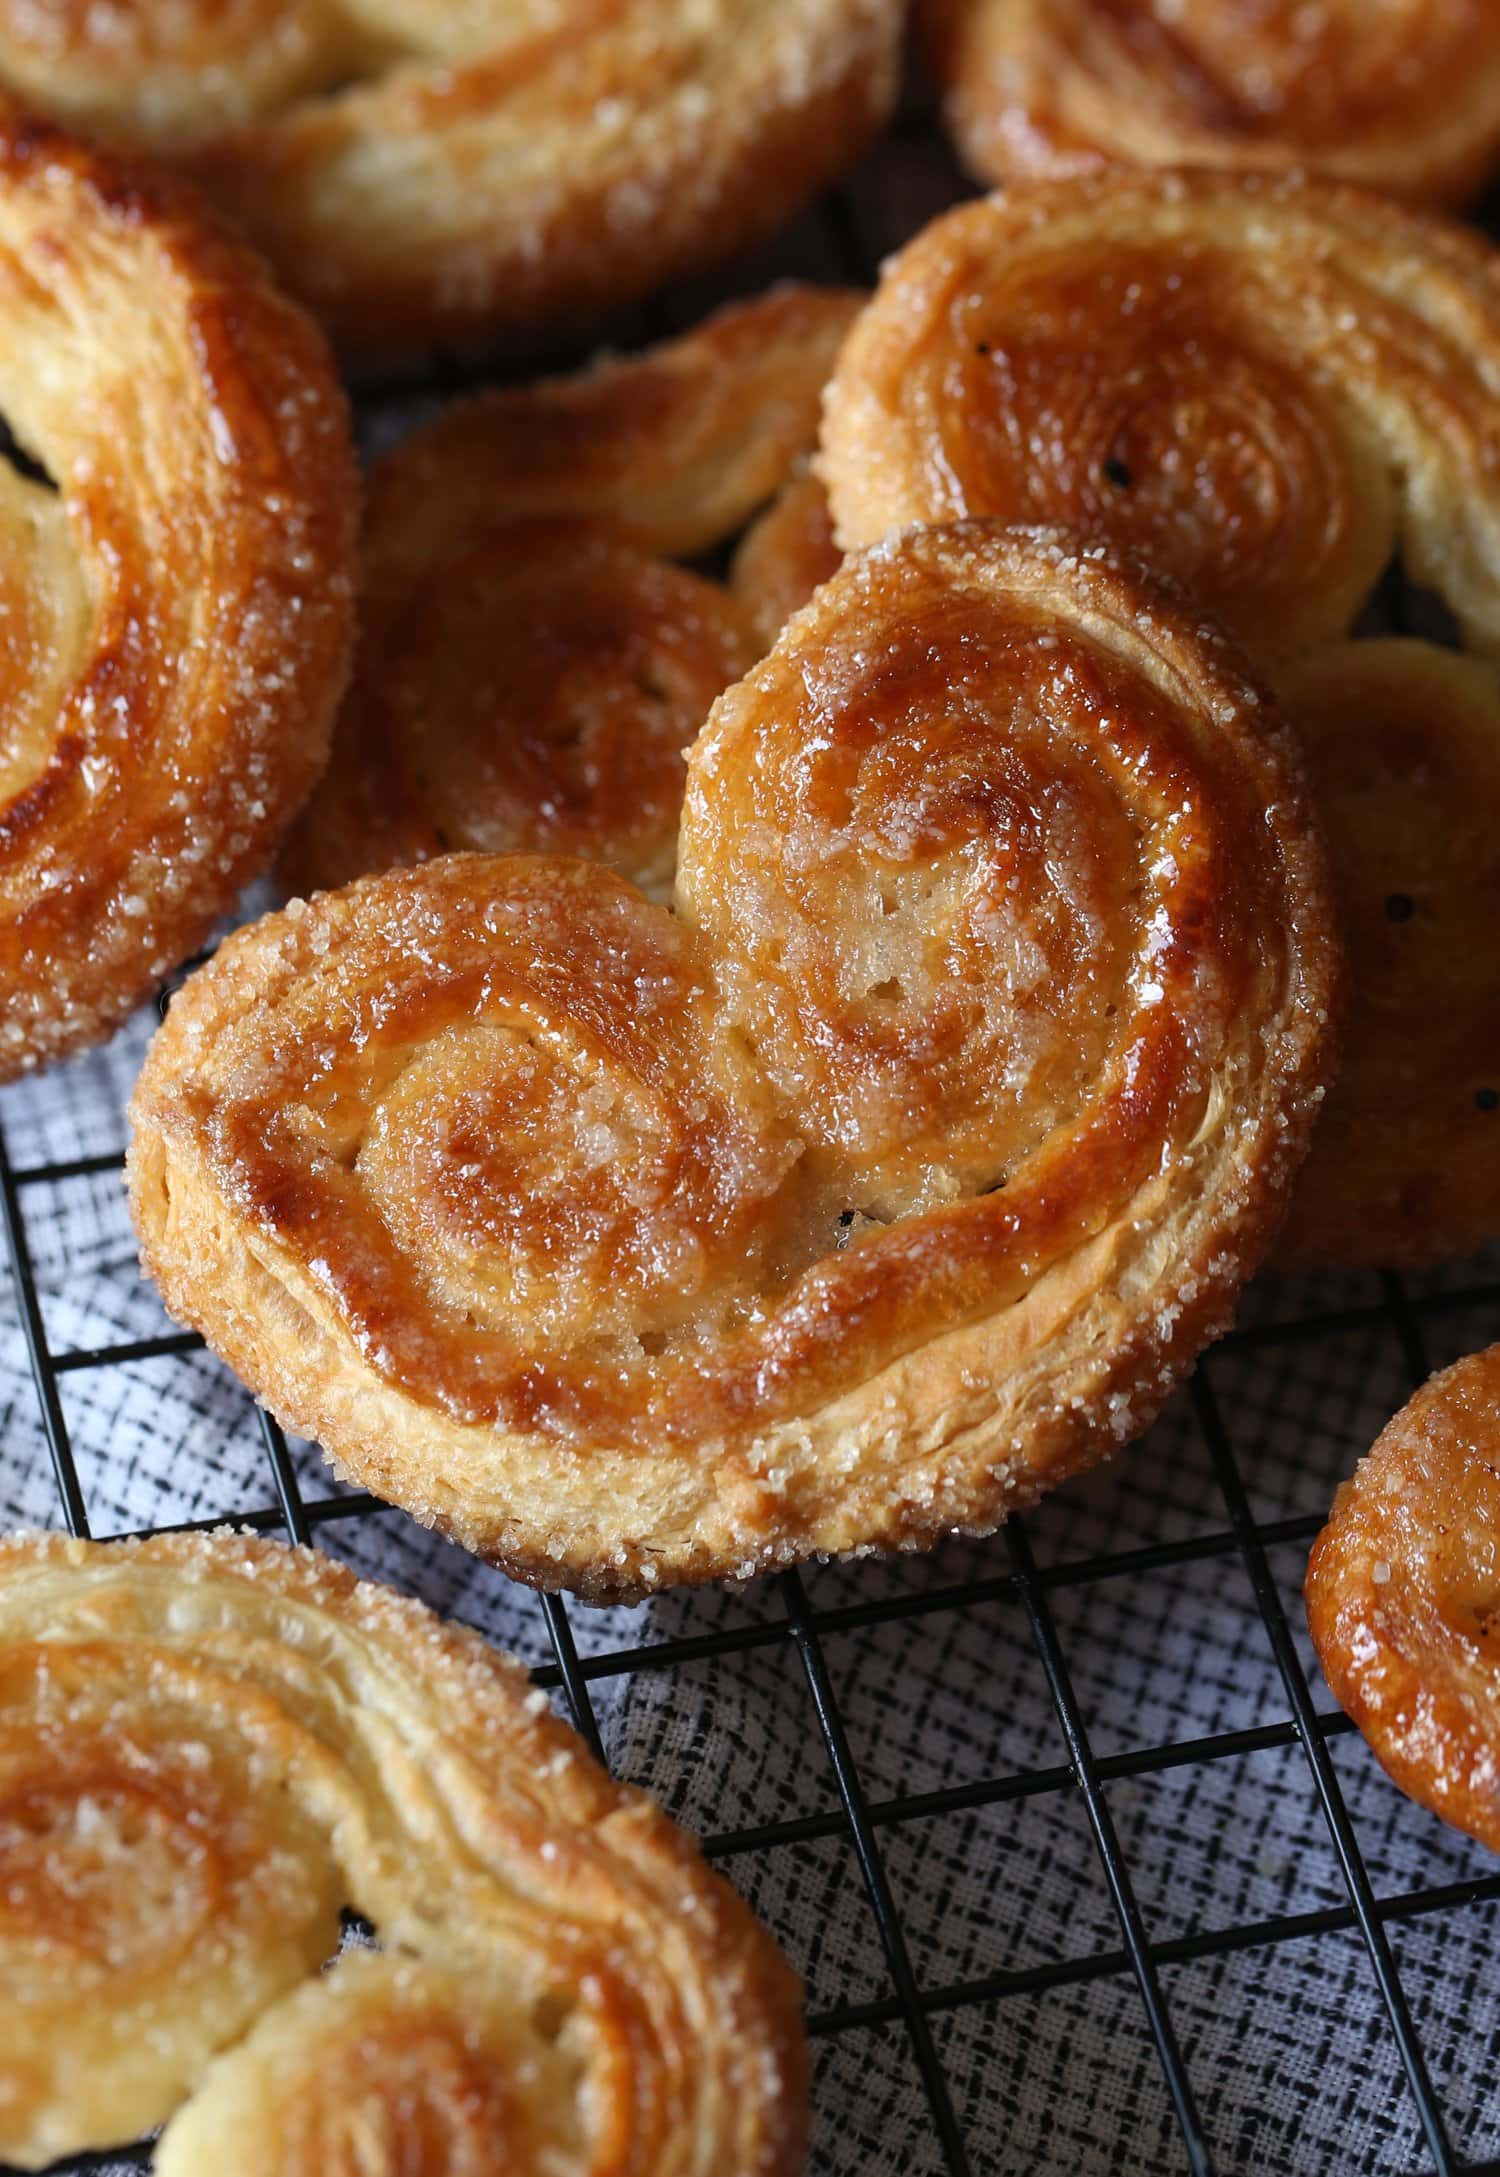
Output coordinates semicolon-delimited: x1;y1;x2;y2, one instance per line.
3;114;1499;2177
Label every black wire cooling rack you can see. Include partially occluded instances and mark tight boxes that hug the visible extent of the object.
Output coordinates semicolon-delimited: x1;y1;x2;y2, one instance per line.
4;95;1500;2177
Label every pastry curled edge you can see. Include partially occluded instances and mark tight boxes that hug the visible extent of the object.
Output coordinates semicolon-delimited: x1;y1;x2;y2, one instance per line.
129;523;1340;1600
0;0;902;351
0;1528;806;2173
0;112;357;1082
280;285;860;903
819;167;1500;1266
926;0;1500;209
1307;1345;1500;1855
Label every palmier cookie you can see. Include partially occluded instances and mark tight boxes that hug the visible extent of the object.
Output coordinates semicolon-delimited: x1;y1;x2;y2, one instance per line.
820;169;1500;1264
281;287;859;902
925;0;1500;209
130;524;1339;1600
0;114;356;1085
1273;644;1500;1265
1307;1345;1500;1855
0;2;901;352
0;1528;806;2173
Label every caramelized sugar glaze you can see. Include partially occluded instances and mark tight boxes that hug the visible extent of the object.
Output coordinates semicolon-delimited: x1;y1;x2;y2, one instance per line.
131;526;1338;1598
927;0;1500;206
821;170;1500;1263
1308;1345;1500;1855
0;114;356;1083
282;286;860;903
0;1531;806;2173
0;0;902;350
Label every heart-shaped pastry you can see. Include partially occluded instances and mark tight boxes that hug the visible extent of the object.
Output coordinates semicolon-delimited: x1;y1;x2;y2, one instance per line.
129;522;1339;1598
0;1529;805;2172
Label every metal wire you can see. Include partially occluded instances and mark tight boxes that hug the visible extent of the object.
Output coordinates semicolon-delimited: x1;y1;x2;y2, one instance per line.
5;1076;1500;2177
3;153;1500;2177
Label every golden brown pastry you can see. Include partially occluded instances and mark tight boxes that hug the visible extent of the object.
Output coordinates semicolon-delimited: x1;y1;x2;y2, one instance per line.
1275;643;1500;1266
1307;1345;1500;1856
821;169;1500;1264
283;289;858;901
364;284;866;590
731;470;844;652
0;1528;806;2173
280;521;753;903
819;172;1500;664
130;523;1338;1599
926;0;1500;209
0;5;900;352
0;113;357;1085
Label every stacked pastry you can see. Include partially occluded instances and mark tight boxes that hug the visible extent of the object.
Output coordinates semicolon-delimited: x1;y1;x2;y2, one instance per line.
2;12;1500;2167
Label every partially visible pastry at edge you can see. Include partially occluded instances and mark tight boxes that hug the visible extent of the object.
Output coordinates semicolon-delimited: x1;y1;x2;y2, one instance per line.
821;169;1500;1263
282;287;857;902
925;0;1500;208
0;1;902;350
1274;644;1500;1265
132;523;1339;1600
0;1528;807;2173
1307;1346;1500;1855
731;470;844;654
0;112;357;1084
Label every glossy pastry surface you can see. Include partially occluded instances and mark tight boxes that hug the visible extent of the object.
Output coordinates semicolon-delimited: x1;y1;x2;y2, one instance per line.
0;4;900;348
0;113;356;1083
821;168;1500;1264
1307;1345;1500;1855
0;1529;807;2173
731;470;844;652
284;288;855;900
927;0;1500;208
820;171;1500;662
132;523;1339;1598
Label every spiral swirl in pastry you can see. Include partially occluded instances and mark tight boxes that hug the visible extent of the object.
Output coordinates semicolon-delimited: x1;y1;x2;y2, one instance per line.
283;288;857;902
1307;1345;1500;1856
822;169;1500;1263
0;1529;806;2173
0;114;357;1084
819;172;1500;663
926;0;1500;208
130;523;1338;1598
0;3;900;350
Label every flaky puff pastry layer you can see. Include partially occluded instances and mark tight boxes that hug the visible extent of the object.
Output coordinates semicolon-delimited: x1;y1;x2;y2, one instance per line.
130;525;1339;1600
0;1;901;352
731;469;844;655
0;113;357;1085
0;1529;806;2174
925;0;1500;208
820;169;1500;1265
282;288;859;903
1307;1346;1500;1856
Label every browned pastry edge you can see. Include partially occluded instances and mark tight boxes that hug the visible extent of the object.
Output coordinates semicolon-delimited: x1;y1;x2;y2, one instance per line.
130;526;1341;1602
0;106;358;1081
1306;1345;1500;1854
0;1526;809;2172
923;0;1500;210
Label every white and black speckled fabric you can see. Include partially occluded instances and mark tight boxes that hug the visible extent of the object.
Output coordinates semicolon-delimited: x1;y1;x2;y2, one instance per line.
2;116;1499;2177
